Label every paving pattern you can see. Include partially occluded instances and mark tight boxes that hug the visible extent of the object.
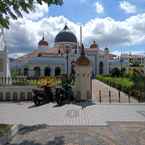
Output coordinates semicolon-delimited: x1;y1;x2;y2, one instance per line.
92;80;138;103
8;122;145;145
0;102;145;126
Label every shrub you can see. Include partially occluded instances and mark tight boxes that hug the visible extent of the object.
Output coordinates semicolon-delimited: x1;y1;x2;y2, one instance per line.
110;68;121;77
96;75;134;93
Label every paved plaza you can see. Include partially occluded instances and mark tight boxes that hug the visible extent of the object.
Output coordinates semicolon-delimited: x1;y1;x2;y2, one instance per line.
8;122;145;145
0;80;145;145
0;102;145;126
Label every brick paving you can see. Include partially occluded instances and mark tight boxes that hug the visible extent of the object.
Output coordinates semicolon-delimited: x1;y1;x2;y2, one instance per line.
92;80;138;103
8;122;145;145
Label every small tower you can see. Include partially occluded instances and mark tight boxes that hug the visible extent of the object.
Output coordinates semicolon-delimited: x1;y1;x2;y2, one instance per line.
0;29;11;78
90;40;99;49
75;44;92;101
38;35;48;51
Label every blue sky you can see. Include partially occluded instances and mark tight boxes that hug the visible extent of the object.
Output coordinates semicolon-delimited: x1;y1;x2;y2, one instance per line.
49;0;145;22
49;0;145;54
6;0;145;57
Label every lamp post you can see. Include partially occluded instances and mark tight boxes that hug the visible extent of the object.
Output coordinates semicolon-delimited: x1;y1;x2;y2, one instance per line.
120;48;123;71
65;48;69;79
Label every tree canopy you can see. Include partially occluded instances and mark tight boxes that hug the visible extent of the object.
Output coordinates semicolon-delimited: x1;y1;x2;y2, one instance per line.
0;0;63;28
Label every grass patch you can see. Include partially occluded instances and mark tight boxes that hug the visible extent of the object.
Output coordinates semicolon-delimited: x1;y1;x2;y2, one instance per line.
96;75;134;92
0;124;12;137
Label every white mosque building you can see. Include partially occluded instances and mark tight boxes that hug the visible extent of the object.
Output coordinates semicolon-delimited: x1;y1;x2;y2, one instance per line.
10;25;129;78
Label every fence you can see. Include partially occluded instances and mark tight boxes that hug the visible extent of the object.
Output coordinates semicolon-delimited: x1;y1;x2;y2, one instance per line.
0;77;40;101
97;89;145;103
0;86;36;101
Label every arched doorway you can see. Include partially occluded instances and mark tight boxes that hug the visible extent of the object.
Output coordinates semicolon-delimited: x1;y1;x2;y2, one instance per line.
44;67;51;76
24;68;29;76
99;62;104;74
55;67;61;76
34;67;41;77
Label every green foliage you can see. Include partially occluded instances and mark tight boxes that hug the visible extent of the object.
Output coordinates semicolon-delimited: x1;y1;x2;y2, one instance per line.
0;0;63;28
97;67;145;96
96;75;134;92
110;67;121;77
0;124;12;137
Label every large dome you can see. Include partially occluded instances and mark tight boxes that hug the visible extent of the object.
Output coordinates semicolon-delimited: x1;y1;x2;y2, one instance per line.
55;25;77;43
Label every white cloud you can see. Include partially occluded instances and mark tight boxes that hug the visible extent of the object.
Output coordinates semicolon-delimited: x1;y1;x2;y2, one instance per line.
112;50;145;56
23;2;49;21
120;1;137;14
5;5;145;56
8;53;27;59
95;2;104;14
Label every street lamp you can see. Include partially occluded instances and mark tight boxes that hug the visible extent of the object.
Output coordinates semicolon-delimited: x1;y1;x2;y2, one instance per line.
65;47;69;79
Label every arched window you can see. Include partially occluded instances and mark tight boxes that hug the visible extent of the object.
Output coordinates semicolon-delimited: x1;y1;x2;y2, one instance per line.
55;67;61;76
44;67;51;76
24;68;29;76
34;67;41;78
99;62;104;74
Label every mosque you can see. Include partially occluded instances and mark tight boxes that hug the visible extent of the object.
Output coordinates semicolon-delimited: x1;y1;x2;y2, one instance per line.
10;25;129;78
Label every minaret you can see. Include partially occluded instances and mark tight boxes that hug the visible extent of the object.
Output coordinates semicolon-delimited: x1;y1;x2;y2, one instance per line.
0;29;11;78
75;27;92;101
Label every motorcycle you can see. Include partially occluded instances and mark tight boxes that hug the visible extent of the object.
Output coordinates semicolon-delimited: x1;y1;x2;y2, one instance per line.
55;79;74;106
32;86;54;106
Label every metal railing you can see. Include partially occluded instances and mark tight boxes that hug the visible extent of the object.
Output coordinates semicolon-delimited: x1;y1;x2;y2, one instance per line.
97;89;145;103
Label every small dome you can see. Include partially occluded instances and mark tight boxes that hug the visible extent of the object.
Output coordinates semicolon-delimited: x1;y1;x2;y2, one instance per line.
104;48;109;53
38;36;48;46
55;25;77;43
90;40;98;49
76;55;90;66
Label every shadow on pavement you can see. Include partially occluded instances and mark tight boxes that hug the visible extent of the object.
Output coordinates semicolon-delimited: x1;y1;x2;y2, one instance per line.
28;102;50;109
28;100;96;109
18;124;48;135
46;136;65;145
9;140;42;145
9;136;65;145
75;101;96;109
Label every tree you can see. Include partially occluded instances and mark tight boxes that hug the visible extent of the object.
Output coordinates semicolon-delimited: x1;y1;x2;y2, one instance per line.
0;0;63;28
110;67;121;77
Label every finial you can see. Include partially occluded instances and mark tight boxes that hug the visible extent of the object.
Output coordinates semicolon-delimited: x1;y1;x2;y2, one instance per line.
81;43;85;56
64;23;69;30
80;26;82;46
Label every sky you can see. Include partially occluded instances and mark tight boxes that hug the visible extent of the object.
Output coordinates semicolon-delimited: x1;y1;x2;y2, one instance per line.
5;0;145;58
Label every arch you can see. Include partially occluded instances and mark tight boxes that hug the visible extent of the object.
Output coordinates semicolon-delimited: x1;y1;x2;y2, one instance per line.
34;67;41;78
55;67;61;76
24;68;29;76
44;67;51;76
99;62;104;74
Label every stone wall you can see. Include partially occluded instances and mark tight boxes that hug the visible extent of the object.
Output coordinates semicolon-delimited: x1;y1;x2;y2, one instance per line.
0;86;37;101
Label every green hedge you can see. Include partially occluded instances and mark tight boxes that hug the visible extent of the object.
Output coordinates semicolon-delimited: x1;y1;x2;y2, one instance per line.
96;75;134;92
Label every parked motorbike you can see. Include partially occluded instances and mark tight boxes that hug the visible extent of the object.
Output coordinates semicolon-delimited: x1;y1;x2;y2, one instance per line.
55;79;74;106
32;86;54;106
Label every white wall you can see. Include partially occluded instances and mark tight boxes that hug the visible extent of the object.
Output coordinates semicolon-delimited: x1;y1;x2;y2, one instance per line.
0;86;37;101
